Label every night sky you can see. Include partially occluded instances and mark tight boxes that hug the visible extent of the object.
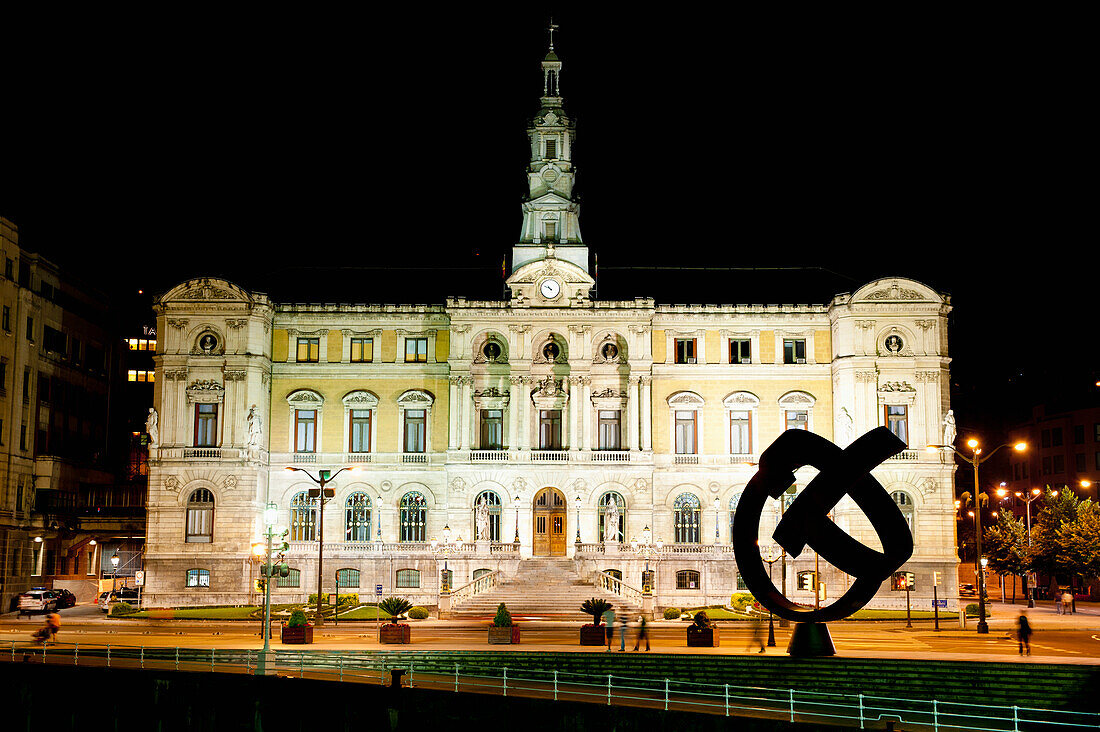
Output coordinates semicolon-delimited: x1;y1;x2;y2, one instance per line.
2;9;1094;440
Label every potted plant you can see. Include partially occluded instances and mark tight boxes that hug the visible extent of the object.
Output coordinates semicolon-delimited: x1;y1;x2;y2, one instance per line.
488;602;520;644
686;610;720;647
580;597;612;646
378;597;413;644
280;609;314;644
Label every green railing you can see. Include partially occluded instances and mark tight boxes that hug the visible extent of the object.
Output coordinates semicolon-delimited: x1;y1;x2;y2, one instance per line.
6;642;1097;731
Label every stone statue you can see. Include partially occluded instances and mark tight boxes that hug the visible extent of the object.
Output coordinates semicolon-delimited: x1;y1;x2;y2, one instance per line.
839;407;854;445
604;500;620;542
145;408;159;447
475;499;491;541
942;409;956;446
247;404;263;448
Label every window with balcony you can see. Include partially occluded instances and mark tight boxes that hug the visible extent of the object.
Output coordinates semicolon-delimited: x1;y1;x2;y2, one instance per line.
730;410;752;455
598;410;621;450
480;409;504;449
295;409;317;453
885;405;908;445
194;404;218;447
675;411;697;454
539;409;562;450
404;409;426;453
349;409;371;453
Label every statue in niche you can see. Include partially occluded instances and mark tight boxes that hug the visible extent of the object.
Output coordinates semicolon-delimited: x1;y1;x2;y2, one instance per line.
247;404;263;448
475;499;491;541
942;410;956;446
145;408;159;447
838;407;854;446
604;500;620;542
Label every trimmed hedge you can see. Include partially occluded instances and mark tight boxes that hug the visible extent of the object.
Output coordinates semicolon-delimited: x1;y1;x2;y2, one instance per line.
663;607;681;620
408;606;430;620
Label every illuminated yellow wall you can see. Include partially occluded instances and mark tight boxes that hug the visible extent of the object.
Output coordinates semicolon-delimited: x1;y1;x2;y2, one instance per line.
814;329;831;364
380;330;397;363
327;331;343;362
705;331;721;364
272;330;289;362
652;330;666;364
758;330;775;364
435;329;449;363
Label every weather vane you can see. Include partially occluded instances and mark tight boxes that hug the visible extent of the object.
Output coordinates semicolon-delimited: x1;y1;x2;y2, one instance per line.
548;18;559;50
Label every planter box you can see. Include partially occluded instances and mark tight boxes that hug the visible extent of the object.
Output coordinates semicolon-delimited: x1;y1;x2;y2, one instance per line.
380;623;411;644
687;626;720;647
280;625;314;644
580;625;606;646
488;626;520;645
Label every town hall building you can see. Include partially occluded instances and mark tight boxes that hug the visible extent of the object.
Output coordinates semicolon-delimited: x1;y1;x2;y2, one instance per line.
142;39;960;617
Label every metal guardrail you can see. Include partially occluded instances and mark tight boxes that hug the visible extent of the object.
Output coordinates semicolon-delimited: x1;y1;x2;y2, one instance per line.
5;642;1097;731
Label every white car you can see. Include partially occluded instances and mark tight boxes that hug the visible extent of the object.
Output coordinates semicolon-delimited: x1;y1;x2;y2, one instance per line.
97;591;112;613
18;590;57;616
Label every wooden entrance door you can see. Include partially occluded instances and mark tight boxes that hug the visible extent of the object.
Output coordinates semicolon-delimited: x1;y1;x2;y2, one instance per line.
533;487;567;556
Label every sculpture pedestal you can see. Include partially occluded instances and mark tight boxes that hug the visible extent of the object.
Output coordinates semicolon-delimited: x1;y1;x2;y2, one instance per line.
603;540;620;555
787;622;835;657
475;540;490;555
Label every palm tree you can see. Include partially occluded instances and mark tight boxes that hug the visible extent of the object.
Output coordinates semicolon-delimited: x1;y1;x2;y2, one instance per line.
378;597;412;625
581;597;612;626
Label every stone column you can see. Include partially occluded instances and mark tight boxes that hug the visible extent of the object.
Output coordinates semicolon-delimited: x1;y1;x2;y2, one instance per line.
580;377;592;450
509;376;521;451
640;376;652;451
459;377;472;450
448;377;460;450
462;376;475;450
567;377;578;450
627;377;640;451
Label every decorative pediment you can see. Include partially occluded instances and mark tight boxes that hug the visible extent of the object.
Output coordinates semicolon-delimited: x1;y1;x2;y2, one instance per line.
667;391;705;409
396;389;435;408
287;389;325;408
777;391;816;408
342;390;379;409
849;277;944;305
531;375;568;409
186;379;225;404
158;278;255;305
723;391;760;409
591;386;627;410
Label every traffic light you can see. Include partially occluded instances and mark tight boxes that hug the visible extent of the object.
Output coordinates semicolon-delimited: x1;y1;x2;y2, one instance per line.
933;571;942;587
797;571;816;591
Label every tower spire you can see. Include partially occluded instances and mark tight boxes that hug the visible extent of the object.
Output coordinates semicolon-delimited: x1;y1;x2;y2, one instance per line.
548;18;558;51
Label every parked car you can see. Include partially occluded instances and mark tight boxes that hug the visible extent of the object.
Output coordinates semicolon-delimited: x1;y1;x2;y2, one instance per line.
17;590;57;616
102;588;141;612
97;591;112;612
53;589;77;609
959;583;977;597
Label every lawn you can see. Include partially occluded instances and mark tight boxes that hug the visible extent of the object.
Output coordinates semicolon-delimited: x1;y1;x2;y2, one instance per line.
336;605;388;620
127;606;264;620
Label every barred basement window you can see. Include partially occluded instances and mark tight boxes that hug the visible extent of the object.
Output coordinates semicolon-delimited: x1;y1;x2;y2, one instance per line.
676;570;700;590
396;569;421;588
186;568;210;587
336;568;360;588
277;568;300;588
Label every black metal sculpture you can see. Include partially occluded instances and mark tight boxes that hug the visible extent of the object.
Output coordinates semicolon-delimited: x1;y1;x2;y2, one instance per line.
732;427;913;655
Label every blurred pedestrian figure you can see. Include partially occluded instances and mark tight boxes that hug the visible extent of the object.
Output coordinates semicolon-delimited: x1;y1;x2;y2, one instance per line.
632;615;650;651
1016;613;1032;656
1062;590;1074;614
619;614;627;651
603;607;615;651
1054;591;1064;615
747;616;766;653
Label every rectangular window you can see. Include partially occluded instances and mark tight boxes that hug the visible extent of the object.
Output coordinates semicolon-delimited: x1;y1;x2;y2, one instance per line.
480;409;504;449
396;569;421;588
1053;455;1064;474
783;339;807;364
349;410;372;452
1075;453;1086;472
277;568;301;588
295;409;317;453
1042;456;1051;475
1041;429;1051;448
785;411;809;431
1;306;9;332
675;411;697;454
539;409;562;450
674;338;697;364
730;338;751;364
1074;425;1085;444
543;221;558;241
296;338;319;362
26;317;34;342
598;410;621;450
730;410;752;455
350;338;373;363
885;405;908;446
404;337;428;363
1051;428;1063;447
404;409;426;452
545;138;557;158
1095;451;1100;471
194;404;218;447
185;569;210;588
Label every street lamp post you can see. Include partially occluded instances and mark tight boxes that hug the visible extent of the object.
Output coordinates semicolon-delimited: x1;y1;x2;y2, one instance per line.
759;543;781;647
928;438;1026;634
285;466;357;627
256;502;282;675
575;495;582;544
110;551;120;593
430;525;459;593
513;495;521;548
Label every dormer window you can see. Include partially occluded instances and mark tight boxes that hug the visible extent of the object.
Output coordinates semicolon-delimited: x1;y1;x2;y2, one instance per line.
543;221;558;241
545;138;557;159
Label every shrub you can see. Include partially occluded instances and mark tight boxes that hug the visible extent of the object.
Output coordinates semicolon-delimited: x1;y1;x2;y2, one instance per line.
581;597;612;626
663;607;681;620
493;602;513;627
730;593;755;611
109;602;134;617
286;609;308;627
307;593;359;607
965;603;983;617
408;606;429;620
378;597;413;625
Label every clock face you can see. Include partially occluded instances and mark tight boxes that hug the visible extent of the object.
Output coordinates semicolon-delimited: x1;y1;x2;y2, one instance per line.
540;279;561;299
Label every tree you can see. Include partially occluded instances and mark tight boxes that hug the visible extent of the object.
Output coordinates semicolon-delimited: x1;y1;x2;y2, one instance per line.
983;512;1027;602
1055;500;1100;581
1027;488;1080;580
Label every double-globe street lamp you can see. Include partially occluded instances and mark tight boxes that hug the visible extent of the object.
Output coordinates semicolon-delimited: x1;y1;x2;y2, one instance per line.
285;466;358;626
430;525;461;593
759;543;781;647
928;437;1026;634
256;501;286;675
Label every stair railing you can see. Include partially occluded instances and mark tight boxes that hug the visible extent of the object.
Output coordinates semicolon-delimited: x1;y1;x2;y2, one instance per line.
594;570;645;606
449;570;500;608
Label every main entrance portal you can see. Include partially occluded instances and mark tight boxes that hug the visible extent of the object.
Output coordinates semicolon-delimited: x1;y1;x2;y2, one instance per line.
533;487;567;556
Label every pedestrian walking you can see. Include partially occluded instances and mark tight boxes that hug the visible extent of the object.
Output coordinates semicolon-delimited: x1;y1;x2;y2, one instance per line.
1054;591;1063;615
1062;590;1074;614
632;615;650;651
603;607;615;651
619;614;627;651
747;616;766;653
1016;613;1032;656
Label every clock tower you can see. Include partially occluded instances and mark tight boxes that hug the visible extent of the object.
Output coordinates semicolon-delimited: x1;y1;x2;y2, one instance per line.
511;23;588;277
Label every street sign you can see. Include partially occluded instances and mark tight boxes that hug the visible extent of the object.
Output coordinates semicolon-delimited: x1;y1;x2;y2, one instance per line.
134;571;145;587
375;584;383;596
328;593;337;606
933;599;947;608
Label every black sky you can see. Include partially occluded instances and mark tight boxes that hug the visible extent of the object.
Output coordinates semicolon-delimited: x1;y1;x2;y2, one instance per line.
2;8;1095;434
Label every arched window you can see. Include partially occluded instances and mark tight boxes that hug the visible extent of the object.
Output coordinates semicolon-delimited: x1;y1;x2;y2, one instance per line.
892;491;914;531
473;490;501;541
336;568;360;589
290;492;317;541
345;492;372;542
673;493;701;544
598;491;626;543
277;568;301;588
399;491;427;542
396;568;421;588
676;569;700;590
185;489;214;543
728;491;742;542
186;568;210;587
473;568;493;580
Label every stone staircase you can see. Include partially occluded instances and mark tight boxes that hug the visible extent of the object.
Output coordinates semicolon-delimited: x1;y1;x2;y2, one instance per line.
449;558;643;620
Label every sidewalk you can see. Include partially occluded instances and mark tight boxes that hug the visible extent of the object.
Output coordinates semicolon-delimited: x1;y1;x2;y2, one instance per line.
976;600;1100;631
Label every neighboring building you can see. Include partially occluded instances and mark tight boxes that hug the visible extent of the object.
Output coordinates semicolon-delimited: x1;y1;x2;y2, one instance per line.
0;216;127;610
143;42;960;614
1006;404;1100;505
